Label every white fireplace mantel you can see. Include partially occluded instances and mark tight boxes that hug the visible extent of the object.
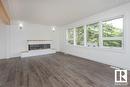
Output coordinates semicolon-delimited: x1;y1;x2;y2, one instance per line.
27;40;53;45
21;40;56;58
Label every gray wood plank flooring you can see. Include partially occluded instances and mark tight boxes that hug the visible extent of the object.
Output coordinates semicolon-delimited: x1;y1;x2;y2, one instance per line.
0;53;129;87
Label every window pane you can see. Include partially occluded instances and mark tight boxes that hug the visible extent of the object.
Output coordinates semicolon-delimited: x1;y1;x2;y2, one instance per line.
67;28;74;44
103;18;123;37
76;26;84;45
87;23;99;46
68;40;74;44
103;40;122;47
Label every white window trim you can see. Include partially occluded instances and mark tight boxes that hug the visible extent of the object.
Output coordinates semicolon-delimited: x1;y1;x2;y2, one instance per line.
74;28;76;46
102;37;123;40
102;15;124;23
84;25;87;47
99;22;103;47
66;15;124;50
102;17;124;48
66;29;69;45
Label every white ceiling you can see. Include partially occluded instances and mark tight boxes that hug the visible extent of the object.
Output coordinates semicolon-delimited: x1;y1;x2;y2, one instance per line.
5;0;130;26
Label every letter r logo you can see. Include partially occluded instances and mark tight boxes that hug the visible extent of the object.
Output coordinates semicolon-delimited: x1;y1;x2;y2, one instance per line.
115;70;127;83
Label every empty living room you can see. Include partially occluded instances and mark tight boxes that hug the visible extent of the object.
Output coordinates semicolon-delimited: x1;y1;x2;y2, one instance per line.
0;0;130;87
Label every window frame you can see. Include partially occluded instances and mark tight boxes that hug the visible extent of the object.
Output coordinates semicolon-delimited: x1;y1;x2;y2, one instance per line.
66;28;75;45
86;22;100;47
101;16;124;48
66;15;124;50
75;26;85;46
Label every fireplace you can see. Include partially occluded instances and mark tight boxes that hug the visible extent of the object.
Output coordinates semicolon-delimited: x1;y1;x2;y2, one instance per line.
27;40;52;51
28;44;50;51
21;40;56;57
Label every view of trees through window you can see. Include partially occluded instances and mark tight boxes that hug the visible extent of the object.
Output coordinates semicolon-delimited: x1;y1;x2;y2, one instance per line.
102;18;123;47
103;40;122;47
67;28;74;44
87;23;99;46
67;17;123;48
76;26;84;45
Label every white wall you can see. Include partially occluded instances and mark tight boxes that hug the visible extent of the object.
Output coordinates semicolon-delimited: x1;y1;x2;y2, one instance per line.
0;25;7;59
0;21;60;58
60;3;130;70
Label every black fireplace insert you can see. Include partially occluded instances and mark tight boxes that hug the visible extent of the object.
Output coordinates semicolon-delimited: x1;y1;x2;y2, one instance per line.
28;44;50;50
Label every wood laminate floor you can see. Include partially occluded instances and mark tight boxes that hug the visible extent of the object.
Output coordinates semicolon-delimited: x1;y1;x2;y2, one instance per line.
0;53;129;87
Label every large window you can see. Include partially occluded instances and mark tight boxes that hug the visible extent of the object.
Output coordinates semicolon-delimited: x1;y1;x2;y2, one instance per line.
102;17;123;47
67;28;74;44
76;26;84;46
87;23;99;47
66;16;124;48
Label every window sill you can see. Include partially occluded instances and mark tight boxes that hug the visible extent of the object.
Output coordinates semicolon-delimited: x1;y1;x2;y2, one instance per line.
66;44;125;53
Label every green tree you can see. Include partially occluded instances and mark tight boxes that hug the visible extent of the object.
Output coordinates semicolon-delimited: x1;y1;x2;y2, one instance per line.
87;23;99;46
103;23;123;37
76;26;84;45
102;23;123;47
